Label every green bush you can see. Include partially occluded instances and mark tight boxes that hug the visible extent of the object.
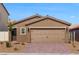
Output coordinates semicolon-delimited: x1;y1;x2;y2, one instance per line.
6;42;11;48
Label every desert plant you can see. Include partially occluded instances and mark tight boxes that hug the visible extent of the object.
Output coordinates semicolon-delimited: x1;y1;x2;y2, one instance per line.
14;47;18;51
68;41;71;44
0;42;3;45
8;20;13;31
77;49;79;51
21;42;25;45
6;42;11;48
8;22;13;42
14;42;20;44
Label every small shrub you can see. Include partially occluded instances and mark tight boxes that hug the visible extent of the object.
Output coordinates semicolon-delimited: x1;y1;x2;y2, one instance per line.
0;42;3;45
73;45;76;48
68;41;71;44
14;47;18;51
14;42;20;44
21;43;25;45
6;42;11;48
77;49;79;51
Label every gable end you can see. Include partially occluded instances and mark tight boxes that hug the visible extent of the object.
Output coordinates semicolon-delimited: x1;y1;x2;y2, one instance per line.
25;17;71;26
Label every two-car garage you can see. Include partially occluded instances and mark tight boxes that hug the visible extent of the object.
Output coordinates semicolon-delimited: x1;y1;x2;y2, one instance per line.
30;27;66;43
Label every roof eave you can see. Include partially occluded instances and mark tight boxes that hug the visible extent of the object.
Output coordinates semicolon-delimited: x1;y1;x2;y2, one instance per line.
45;15;71;26
13;14;43;25
1;3;9;15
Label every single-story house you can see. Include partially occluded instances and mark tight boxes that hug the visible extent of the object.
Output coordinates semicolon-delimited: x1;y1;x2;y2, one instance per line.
0;3;9;42
12;14;71;43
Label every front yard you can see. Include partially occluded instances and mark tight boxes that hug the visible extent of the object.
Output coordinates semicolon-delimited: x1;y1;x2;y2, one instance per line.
0;41;79;54
0;41;27;53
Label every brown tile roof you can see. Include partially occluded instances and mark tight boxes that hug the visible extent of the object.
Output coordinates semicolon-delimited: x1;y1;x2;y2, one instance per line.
69;24;79;30
13;14;71;26
25;15;71;26
13;14;43;25
45;15;71;26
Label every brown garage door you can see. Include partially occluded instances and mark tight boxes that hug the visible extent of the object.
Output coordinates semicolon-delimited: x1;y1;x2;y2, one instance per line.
30;28;66;43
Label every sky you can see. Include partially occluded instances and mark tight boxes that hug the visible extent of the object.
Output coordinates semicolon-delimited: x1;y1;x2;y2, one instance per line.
4;3;79;24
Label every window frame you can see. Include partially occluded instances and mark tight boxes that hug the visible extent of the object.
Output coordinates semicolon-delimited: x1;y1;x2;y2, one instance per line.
20;27;26;35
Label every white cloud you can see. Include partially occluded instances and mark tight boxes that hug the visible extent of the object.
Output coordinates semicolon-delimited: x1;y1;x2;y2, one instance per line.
70;16;76;18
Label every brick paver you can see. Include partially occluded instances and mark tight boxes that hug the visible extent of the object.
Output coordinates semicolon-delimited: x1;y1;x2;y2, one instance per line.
22;43;71;53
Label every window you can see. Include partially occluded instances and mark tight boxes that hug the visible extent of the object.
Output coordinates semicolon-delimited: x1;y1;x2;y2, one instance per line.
20;27;26;35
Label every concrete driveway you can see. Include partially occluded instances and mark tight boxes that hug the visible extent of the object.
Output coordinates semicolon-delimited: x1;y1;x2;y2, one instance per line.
22;43;71;54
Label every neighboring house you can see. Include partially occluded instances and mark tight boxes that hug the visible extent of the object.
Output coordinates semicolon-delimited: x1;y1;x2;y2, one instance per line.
12;14;71;43
0;3;9;41
69;25;79;44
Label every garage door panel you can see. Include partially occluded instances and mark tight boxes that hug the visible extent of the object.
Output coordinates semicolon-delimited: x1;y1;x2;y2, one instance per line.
31;28;65;43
